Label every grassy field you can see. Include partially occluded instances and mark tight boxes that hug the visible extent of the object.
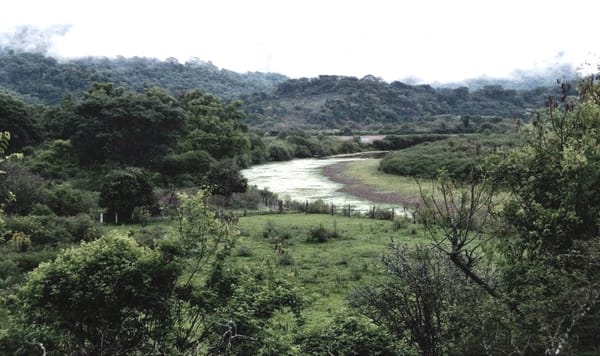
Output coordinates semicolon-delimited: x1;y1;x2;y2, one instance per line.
322;158;432;208
343;158;426;196
236;213;424;325
105;213;425;326
102;159;437;326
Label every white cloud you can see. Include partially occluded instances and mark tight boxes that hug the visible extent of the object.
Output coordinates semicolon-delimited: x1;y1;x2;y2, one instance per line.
1;0;599;82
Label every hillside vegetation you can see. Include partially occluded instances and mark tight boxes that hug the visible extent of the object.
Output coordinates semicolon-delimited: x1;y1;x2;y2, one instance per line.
241;74;570;131
0;50;287;104
0;51;576;133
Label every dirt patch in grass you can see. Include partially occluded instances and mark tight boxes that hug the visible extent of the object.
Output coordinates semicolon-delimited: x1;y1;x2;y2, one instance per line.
321;161;422;209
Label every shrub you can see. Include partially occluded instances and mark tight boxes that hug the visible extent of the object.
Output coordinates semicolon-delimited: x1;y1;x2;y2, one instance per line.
236;245;253;257
30;203;53;216
372;208;395;220
261;221;293;243
267;142;294;161
41;182;98;216
297;315;401;355
130;226;167;247
7;232;32;252
306;224;339;243
393;216;412;231
0;162;45;215
300;199;331;214
26;139;79;180
131;206;151;226
3;214;100;246
276;252;295;266
10;249;58;273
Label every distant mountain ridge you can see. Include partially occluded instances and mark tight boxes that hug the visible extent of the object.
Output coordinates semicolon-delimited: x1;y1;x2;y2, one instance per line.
0;50;287;104
0;51;572;131
240;75;566;131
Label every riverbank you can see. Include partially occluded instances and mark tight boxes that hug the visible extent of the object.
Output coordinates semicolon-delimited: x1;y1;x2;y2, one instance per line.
321;159;423;209
324;150;389;159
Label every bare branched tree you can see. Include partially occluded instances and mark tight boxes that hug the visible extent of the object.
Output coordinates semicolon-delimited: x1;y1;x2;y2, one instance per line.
418;171;500;299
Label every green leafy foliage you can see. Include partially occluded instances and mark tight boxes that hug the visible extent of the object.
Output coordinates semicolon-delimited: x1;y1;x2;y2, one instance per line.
242;75;564;131
99;168;155;223
385;79;600;355
497;84;600;255
40;182;98;217
487;80;600;353
24;139;79;180
19;235;180;355
267;141;295;161
298;315;402;355
160;149;215;186
371;134;447;151
0;91;40;151
380;134;516;180
178;89;250;160
71;83;185;166
208;264;307;355
207;159;248;197
2;214;100;248
0;162;44;215
0;51;287;104
306;224;340;243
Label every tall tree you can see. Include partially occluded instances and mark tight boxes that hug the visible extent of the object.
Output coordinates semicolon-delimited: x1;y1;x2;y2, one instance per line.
492;79;600;353
0;91;39;151
357;79;600;354
71;83;185;166
178;89;249;160
99;168;155;223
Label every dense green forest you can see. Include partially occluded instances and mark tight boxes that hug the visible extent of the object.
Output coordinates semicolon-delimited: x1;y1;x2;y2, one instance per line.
0;50;287;104
0;51;574;133
1;47;600;355
241;74;569;131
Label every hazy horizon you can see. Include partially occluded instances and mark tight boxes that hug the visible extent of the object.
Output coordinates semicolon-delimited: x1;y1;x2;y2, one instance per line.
1;0;599;84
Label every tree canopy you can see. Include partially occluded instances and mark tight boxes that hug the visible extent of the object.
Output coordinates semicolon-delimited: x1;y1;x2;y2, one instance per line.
71;83;185;166
20;235;180;355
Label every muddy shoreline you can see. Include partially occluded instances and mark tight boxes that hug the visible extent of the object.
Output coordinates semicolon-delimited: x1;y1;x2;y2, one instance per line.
321;161;422;209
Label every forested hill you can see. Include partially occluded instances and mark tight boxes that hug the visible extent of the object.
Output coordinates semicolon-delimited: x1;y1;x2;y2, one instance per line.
0;50;287;104
241;75;568;131
0;51;573;132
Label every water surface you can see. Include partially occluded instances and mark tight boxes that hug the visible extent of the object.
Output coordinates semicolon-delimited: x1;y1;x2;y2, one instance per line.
242;158;375;211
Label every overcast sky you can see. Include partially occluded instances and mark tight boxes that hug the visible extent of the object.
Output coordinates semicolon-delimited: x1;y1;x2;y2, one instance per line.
1;0;598;83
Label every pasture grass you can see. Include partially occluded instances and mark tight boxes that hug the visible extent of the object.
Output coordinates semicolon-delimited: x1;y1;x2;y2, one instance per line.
236;213;425;325
106;213;426;326
342;158;430;197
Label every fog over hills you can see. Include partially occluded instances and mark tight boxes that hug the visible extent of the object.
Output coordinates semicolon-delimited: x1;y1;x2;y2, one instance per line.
0;25;582;91
0;26;579;132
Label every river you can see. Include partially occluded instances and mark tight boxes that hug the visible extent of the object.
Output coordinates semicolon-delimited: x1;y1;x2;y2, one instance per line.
241;158;386;212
